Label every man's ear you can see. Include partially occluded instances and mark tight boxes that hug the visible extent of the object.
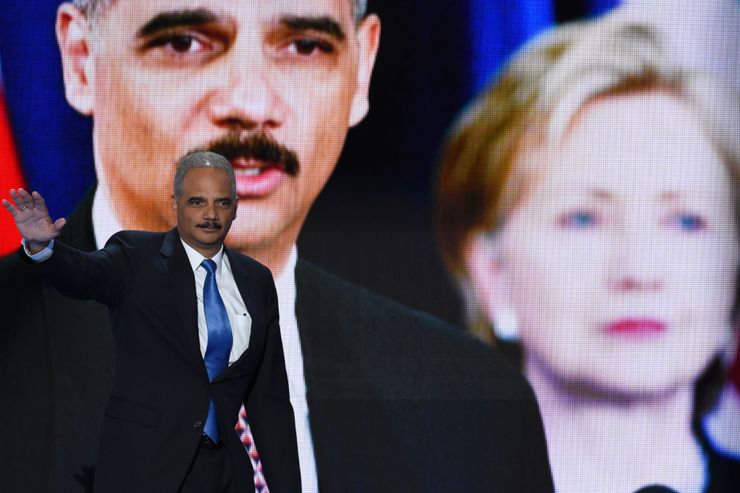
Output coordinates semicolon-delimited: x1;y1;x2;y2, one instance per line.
56;3;95;115
171;194;178;214
464;232;519;340
348;14;381;127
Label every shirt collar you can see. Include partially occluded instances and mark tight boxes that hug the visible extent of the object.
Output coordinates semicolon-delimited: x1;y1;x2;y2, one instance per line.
92;184;123;249
180;239;225;273
93;186;294;280
274;245;298;315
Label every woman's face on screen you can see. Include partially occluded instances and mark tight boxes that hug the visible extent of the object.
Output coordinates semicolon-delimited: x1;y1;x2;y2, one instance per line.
491;92;738;396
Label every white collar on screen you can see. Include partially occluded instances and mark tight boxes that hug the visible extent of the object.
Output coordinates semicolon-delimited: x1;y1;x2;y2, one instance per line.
91;185;123;249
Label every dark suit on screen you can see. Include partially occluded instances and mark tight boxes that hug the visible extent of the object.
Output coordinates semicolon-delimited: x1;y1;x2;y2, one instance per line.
14;225;300;493
292;260;554;491
0;187;555;492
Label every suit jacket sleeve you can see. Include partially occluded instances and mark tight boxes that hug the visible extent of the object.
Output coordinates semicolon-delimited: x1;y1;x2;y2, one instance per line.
245;268;301;493
25;232;134;306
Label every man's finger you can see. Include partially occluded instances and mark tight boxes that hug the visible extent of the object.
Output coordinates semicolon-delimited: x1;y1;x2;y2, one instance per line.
1;198;18;216
32;191;47;212
53;217;67;232
16;188;34;210
11;188;30;211
16;188;30;201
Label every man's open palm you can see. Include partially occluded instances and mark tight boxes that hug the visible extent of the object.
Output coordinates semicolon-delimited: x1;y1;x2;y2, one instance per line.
2;188;66;246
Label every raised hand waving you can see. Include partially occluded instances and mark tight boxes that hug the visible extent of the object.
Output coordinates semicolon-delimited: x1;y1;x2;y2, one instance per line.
2;188;66;253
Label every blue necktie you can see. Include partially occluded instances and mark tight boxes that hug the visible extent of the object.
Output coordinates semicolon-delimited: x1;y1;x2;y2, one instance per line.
201;259;233;442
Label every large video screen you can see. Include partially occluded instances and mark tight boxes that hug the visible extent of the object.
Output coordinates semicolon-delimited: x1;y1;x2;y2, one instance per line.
1;1;738;492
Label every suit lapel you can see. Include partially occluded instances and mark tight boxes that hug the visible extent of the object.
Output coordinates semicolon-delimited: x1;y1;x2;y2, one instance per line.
225;247;251;312
215;248;254;380
159;229;204;372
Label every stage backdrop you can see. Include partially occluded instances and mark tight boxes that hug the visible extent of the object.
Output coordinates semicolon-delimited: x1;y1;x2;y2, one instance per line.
1;0;738;491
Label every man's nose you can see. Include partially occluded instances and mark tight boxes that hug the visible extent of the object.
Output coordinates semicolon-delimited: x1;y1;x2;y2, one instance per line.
203;202;218;219
207;56;287;133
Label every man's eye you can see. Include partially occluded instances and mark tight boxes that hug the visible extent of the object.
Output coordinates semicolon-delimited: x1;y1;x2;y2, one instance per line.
167;34;204;53
147;33;208;55
289;38;334;56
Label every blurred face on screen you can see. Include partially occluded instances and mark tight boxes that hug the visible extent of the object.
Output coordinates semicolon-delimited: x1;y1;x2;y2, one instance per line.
488;92;738;397
57;0;379;266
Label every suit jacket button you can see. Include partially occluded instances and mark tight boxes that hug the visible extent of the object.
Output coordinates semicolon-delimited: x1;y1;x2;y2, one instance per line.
193;421;202;429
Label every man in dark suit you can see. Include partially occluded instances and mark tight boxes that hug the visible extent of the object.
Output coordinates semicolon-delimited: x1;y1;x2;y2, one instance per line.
0;0;554;491
1;152;301;493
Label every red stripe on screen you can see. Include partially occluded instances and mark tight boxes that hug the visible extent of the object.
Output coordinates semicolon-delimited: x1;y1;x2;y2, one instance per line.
0;90;24;255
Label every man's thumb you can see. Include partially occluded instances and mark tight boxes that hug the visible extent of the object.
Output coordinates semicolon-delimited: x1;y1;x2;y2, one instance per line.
53;217;67;232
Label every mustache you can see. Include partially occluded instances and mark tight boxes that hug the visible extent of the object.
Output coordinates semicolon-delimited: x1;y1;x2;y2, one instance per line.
197;220;222;229
200;131;300;177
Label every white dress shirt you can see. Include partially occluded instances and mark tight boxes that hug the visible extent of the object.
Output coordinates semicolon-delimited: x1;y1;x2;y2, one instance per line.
273;247;319;492
180;241;251;365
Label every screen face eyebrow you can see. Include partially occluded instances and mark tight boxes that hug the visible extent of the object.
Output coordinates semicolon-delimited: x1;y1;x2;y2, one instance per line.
278;15;346;42
587;188;616;203
137;9;219;38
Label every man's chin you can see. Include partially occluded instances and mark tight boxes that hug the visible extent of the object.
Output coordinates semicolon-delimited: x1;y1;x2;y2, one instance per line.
225;217;292;250
225;229;276;253
226;198;307;253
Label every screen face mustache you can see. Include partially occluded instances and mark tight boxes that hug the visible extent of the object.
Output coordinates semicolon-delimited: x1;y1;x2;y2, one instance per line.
202;132;300;177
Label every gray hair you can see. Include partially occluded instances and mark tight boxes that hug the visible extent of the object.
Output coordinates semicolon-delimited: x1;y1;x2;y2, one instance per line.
173;151;236;199
73;0;368;24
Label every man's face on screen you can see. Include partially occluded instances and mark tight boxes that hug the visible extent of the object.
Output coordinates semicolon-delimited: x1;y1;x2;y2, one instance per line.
60;0;379;265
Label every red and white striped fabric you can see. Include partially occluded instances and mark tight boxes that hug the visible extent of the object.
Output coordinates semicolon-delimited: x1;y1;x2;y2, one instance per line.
235;404;270;493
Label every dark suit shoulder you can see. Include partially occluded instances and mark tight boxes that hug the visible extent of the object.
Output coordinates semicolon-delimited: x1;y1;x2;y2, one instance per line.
296;260;530;397
224;250;276;300
227;248;272;275
296;259;449;326
296;259;498;352
107;229;164;247
105;230;173;267
295;260;554;491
